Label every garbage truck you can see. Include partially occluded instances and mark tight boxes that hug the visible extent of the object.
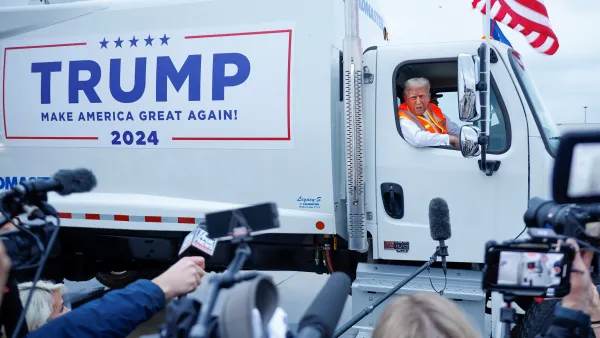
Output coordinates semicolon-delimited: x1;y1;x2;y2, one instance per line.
0;0;564;336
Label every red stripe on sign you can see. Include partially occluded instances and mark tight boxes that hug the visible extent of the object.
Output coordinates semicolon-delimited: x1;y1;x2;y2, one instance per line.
58;212;72;219
114;215;129;222
145;216;162;223
86;214;100;220
178;217;196;224
173;29;292;142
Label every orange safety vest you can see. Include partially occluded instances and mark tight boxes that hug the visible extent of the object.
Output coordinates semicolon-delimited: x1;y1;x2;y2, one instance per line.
398;103;447;134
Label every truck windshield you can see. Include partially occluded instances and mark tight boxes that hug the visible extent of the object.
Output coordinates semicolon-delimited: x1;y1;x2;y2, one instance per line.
508;50;561;157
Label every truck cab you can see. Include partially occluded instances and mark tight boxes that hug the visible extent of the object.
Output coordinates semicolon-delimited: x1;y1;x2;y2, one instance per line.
348;38;562;336
362;40;560;264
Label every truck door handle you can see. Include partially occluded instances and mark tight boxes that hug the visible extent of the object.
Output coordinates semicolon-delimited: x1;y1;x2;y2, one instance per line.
381;183;404;219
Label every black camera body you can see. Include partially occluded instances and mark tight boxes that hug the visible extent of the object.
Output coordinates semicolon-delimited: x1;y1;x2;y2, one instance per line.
0;217;62;272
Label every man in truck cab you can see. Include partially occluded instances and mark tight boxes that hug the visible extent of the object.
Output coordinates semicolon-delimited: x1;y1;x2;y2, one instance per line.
398;78;461;148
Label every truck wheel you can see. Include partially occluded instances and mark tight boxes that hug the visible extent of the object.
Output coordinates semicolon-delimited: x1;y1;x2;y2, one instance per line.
518;299;560;338
96;271;139;289
96;269;163;289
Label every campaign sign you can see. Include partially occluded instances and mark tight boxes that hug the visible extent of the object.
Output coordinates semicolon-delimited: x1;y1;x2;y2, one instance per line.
1;27;293;149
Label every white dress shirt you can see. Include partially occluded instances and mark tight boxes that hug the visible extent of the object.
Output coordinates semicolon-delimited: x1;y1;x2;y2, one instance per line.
400;110;461;148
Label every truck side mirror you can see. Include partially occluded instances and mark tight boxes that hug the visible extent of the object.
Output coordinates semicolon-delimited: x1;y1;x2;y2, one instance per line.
459;125;482;158
457;54;481;122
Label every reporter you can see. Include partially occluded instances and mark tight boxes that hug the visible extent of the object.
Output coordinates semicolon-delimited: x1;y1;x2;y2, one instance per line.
371;292;480;338
24;256;206;338
17;280;70;332
536;239;600;338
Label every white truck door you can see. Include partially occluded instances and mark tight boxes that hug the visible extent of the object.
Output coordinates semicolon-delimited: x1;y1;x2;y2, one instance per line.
372;44;529;263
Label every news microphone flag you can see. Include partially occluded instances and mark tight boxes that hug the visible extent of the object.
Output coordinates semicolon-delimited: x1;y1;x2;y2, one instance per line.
472;0;559;55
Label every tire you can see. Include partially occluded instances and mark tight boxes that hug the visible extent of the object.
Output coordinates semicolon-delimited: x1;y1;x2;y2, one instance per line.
96;269;163;289
96;271;140;289
518;299;560;338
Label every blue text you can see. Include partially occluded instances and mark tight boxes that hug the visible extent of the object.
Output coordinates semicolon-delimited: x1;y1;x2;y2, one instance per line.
31;53;251;104
359;0;385;31
111;130;159;145
0;176;50;190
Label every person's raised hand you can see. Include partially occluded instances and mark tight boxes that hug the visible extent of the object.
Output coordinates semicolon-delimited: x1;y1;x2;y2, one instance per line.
152;256;206;301
561;238;595;315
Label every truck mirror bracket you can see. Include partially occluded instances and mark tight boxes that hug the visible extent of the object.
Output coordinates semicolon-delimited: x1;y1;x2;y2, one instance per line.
478;160;501;176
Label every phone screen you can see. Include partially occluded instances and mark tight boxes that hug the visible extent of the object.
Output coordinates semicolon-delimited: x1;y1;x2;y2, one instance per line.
483;243;574;297
497;251;565;288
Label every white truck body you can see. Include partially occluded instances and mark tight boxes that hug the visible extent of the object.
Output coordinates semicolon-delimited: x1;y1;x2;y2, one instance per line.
0;0;564;336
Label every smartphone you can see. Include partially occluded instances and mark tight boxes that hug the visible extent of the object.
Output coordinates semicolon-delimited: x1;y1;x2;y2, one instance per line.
482;240;576;298
204;202;280;241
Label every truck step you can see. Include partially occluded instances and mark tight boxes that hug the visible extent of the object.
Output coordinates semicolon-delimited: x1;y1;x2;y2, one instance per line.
349;262;488;337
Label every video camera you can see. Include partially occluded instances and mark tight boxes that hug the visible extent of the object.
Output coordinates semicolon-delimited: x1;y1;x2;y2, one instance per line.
481;130;600;338
0;168;97;338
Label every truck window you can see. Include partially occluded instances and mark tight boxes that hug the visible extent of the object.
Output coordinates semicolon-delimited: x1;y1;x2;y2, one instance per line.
393;61;510;154
508;50;560;157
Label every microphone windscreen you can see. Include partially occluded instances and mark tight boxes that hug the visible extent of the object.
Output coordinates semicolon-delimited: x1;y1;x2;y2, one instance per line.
53;168;97;195
429;197;451;241
297;272;351;338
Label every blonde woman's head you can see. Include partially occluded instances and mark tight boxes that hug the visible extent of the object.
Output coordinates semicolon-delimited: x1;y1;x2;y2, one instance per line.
372;292;480;338
18;280;70;332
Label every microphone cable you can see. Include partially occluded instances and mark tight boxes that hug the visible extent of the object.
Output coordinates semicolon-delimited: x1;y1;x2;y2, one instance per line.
427;258;448;296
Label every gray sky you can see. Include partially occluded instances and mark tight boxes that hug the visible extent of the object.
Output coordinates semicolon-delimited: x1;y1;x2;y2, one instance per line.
379;0;600;125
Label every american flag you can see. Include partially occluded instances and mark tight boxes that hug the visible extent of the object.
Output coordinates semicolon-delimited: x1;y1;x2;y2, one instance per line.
472;0;559;55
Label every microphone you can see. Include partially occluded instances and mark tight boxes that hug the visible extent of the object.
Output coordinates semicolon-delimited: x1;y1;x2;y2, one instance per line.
296;272;351;338
429;197;451;275
178;224;218;259
1;168;97;219
7;168;97;198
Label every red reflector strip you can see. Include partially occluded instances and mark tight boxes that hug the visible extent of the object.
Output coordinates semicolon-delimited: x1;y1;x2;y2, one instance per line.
114;215;129;222
85;214;100;220
57;212;204;224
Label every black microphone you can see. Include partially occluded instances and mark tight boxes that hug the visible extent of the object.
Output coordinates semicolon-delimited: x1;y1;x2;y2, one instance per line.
13;168;97;197
429;197;452;275
296;272;351;338
1;169;97;219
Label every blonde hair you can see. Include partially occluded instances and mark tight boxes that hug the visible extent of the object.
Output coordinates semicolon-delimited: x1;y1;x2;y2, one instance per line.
372;292;480;338
18;280;67;332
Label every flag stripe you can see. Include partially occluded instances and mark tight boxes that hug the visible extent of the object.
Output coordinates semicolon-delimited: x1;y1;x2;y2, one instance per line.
472;0;559;56
503;0;551;27
514;0;549;17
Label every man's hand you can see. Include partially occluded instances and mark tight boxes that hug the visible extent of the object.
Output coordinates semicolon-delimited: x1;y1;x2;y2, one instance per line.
449;135;460;148
152;256;206;301
561;239;595;314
